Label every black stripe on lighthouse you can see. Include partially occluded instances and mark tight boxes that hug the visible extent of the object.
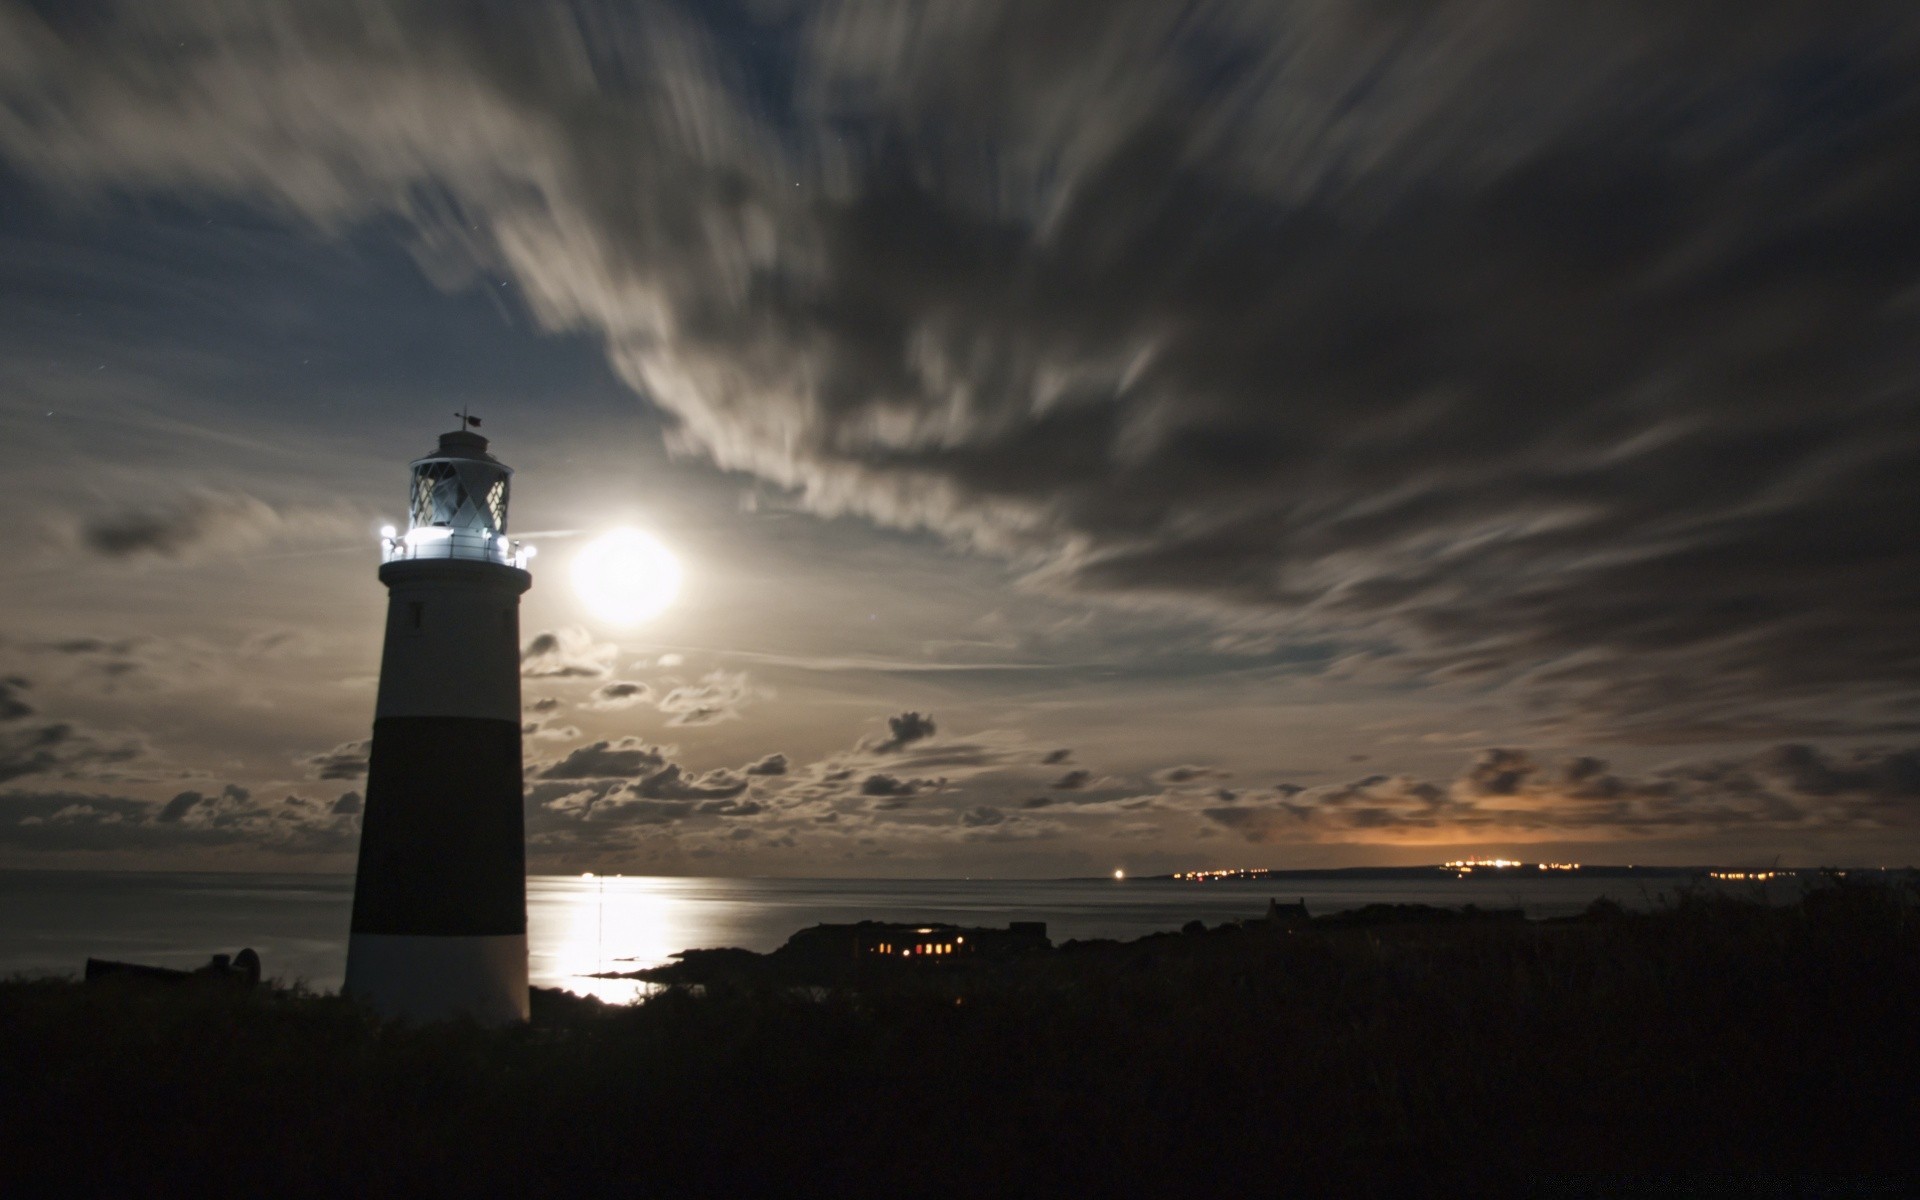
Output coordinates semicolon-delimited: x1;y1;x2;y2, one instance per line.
349;715;526;937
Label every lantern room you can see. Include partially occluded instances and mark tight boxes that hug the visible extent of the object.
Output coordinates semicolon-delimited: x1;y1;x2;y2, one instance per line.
379;428;531;568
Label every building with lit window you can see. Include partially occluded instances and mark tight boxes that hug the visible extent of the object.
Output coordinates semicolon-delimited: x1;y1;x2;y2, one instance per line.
779;920;1050;968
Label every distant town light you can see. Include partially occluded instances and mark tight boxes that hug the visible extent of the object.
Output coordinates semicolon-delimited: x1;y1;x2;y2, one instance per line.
1114;868;1126;880
1173;867;1275;882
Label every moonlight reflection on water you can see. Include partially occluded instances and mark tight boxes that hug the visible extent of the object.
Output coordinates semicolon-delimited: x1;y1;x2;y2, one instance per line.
528;875;714;1004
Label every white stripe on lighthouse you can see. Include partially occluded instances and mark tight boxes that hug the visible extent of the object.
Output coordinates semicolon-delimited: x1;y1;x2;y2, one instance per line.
343;934;529;1025
372;562;527;722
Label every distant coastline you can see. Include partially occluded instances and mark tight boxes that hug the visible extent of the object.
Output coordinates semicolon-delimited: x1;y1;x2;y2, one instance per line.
1085;863;1915;882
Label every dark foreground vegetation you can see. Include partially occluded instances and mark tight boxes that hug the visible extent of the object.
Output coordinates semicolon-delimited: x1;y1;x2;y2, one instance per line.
5;882;1917;1198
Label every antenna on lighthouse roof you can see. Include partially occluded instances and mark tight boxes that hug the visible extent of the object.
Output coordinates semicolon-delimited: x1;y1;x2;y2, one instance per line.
454;407;482;430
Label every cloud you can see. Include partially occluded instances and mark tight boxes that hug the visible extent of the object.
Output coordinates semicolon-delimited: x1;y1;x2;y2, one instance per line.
1201;743;1920;844
744;753;789;776
330;790;362;815
0;720;141;784
859;773;917;798
151;783;257;826
1157;765;1221;785
631;764;748;802
869;711;937;753
697;798;763;817
0;790;178;850
1041;749;1072;765
521;628;617;679
586;681;652;710
5;2;1920;743
71;489;358;562
1052;769;1092;790
0;677;32;722
1;783;358;854
589;797;696;826
960;806;1005;827
157;790;203;822
538;738;668;781
656;670;760;727
525;697;562;713
300;740;370;781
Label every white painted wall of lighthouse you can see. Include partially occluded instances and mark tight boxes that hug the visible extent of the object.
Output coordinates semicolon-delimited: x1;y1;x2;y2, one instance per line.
345;934;530;1025
373;564;530;723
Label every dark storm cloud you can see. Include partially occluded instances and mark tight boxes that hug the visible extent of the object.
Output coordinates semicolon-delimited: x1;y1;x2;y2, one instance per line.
330;790;362;815
744;753;789;776
1753;743;1920;797
1200;743;1920;843
300;740;370;781
1052;769;1092;790
5;2;1920;740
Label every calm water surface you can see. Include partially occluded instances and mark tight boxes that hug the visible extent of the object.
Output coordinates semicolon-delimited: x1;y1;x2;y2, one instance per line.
2;869;1725;1002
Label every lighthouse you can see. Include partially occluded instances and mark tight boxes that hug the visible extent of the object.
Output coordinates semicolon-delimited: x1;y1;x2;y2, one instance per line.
344;421;534;1024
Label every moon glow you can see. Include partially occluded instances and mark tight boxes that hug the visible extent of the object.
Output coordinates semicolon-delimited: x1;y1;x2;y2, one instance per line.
571;527;682;625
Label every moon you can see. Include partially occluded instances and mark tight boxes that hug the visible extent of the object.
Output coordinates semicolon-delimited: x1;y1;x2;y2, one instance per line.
571;527;682;625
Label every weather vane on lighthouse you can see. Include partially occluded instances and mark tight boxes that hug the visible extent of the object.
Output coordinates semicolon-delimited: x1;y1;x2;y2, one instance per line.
344;416;534;1024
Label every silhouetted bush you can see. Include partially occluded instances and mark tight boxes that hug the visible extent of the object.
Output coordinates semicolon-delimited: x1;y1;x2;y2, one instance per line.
4;881;1916;1198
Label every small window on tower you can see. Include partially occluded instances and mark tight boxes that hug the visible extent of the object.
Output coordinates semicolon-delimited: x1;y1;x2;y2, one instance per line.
408;601;424;631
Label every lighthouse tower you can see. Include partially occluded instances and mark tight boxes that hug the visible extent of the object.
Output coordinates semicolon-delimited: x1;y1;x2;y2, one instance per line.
344;422;533;1024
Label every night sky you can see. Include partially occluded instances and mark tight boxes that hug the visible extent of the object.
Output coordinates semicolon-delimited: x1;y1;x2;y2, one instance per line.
3;1;1918;875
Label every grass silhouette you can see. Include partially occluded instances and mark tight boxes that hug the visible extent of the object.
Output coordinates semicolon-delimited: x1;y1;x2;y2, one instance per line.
4;878;1915;1197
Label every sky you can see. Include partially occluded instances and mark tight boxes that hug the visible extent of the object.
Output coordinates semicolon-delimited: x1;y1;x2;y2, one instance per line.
2;1;1918;876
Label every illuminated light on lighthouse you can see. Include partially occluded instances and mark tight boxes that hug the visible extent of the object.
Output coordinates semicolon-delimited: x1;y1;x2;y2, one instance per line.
343;420;533;1024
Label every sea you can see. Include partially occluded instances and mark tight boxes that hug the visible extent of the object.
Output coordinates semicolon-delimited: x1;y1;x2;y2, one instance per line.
1;867;1795;1003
